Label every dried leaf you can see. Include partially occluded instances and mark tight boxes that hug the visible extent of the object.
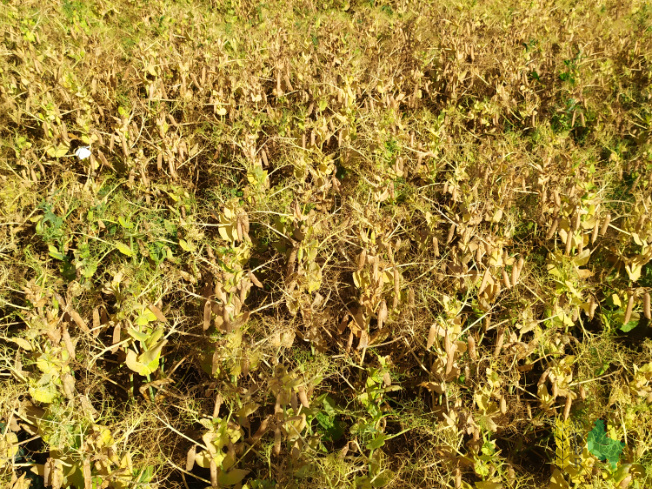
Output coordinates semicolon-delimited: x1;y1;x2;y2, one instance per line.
357;330;369;350
147;303;167;322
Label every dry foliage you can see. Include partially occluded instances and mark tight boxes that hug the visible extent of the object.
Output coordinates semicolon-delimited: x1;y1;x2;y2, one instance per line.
1;0;652;488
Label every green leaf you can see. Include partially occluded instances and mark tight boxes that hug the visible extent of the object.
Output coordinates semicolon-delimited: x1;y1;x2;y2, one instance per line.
118;216;133;229
115;242;134;257
135;466;154;483
315;411;345;442
48;245;65;260
126;328;150;343
617;311;640;333
371;469;394;488
135;308;157;326
587;420;624;469
366;433;387;451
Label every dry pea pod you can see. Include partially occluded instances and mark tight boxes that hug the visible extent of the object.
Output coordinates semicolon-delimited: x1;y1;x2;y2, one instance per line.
393;267;400;309
502;269;512;289
83;460;92;489
546;217;559;240
69;309;90;334
203;301;212;331
624;294;635;325
572;208;581;231
478;268;491;295
186;445;196;471
563;395;572;421
600;214;611;236
588;297;598;320
445;330;455;377
443;327;452;354
507;465;516;483
433;237;440;257
242;354;250;377
538;369;549;386
43;458;52;487
408;288;415;307
511;263;519;288
644;292;651;320
377;300;388;329
564;230;573;255
579;384;586;401
298;386;310;408
500;395;507;415
493;327;505;358
467;335;477;361
249;271;263;288
591;219;600;244
446;223;456;244
515;257;525;283
210;459;218;487
274;427;282;456
111;323;121;354
357;249;367;270
291;392;298;412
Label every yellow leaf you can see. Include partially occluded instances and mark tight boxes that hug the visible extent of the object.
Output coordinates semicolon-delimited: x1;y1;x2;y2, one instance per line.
1;432;19;463
218;469;249;486
125;339;166;376
46;143;69;158
352;271;361;288
475;482;503;489
626;263;641;282
29;380;58;404
193;450;213;469
219;224;236;242
572;249;591;267
9;337;32;350
547;468;571;489
179;239;196;252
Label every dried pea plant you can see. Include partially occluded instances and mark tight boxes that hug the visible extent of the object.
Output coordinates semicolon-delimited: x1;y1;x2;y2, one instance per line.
1;0;652;488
